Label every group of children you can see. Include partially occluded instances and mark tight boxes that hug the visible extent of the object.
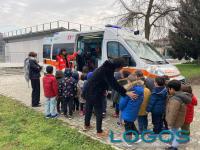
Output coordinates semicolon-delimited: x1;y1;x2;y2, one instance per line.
42;65;197;150
111;70;197;150
43;65;89;119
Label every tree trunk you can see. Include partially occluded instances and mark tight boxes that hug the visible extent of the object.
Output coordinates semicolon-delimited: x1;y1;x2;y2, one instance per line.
145;19;151;40
144;0;154;40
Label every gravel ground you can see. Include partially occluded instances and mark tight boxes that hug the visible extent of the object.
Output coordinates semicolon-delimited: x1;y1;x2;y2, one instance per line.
0;74;200;150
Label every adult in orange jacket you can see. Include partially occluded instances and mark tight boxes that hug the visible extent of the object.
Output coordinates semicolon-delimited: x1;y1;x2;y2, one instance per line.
56;49;79;71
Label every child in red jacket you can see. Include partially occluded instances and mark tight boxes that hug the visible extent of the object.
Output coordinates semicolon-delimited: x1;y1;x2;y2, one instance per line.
43;66;58;118
181;85;198;135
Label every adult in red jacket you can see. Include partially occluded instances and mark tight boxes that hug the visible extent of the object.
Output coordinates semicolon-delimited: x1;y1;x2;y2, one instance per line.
43;66;58;118
181;85;198;135
56;49;79;71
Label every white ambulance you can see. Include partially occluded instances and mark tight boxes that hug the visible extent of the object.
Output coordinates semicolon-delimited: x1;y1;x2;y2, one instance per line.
43;25;185;81
43;31;77;73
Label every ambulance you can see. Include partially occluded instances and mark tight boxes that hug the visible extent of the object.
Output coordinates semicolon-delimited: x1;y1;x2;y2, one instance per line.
43;25;185;82
43;31;77;73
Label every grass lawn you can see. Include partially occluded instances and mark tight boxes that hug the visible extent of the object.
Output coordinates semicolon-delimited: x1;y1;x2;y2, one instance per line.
0;95;114;150
176;64;200;79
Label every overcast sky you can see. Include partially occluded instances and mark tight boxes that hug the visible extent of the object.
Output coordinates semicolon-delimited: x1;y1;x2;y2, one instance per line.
0;0;119;33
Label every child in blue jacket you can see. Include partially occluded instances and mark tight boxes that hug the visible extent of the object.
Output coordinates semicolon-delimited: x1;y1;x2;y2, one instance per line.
146;77;167;134
119;74;144;140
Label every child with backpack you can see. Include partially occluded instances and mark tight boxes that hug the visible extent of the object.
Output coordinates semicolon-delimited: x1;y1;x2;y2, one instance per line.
43;66;58;118
59;68;77;119
119;74;144;141
55;70;64;114
146;77;167;134
181;85;198;136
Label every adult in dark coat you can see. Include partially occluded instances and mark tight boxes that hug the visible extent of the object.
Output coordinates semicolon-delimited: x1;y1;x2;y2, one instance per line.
28;52;42;107
83;58;137;137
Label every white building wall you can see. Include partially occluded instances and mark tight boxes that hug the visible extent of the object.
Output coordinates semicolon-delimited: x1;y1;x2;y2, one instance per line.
5;37;44;63
0;33;5;62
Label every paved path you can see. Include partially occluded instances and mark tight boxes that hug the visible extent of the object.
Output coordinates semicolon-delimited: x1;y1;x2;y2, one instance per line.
0;63;43;68
0;74;200;150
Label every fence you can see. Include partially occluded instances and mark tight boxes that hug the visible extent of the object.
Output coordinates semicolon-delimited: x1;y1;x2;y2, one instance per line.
3;20;102;38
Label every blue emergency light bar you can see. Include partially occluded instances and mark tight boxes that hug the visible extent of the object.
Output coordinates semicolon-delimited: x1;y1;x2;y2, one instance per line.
105;24;122;29
105;24;139;35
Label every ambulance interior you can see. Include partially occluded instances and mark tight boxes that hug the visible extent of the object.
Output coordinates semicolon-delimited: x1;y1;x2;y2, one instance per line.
76;32;103;71
52;43;75;60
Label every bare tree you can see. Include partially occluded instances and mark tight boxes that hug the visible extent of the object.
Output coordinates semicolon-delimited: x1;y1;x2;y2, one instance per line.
116;0;178;40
